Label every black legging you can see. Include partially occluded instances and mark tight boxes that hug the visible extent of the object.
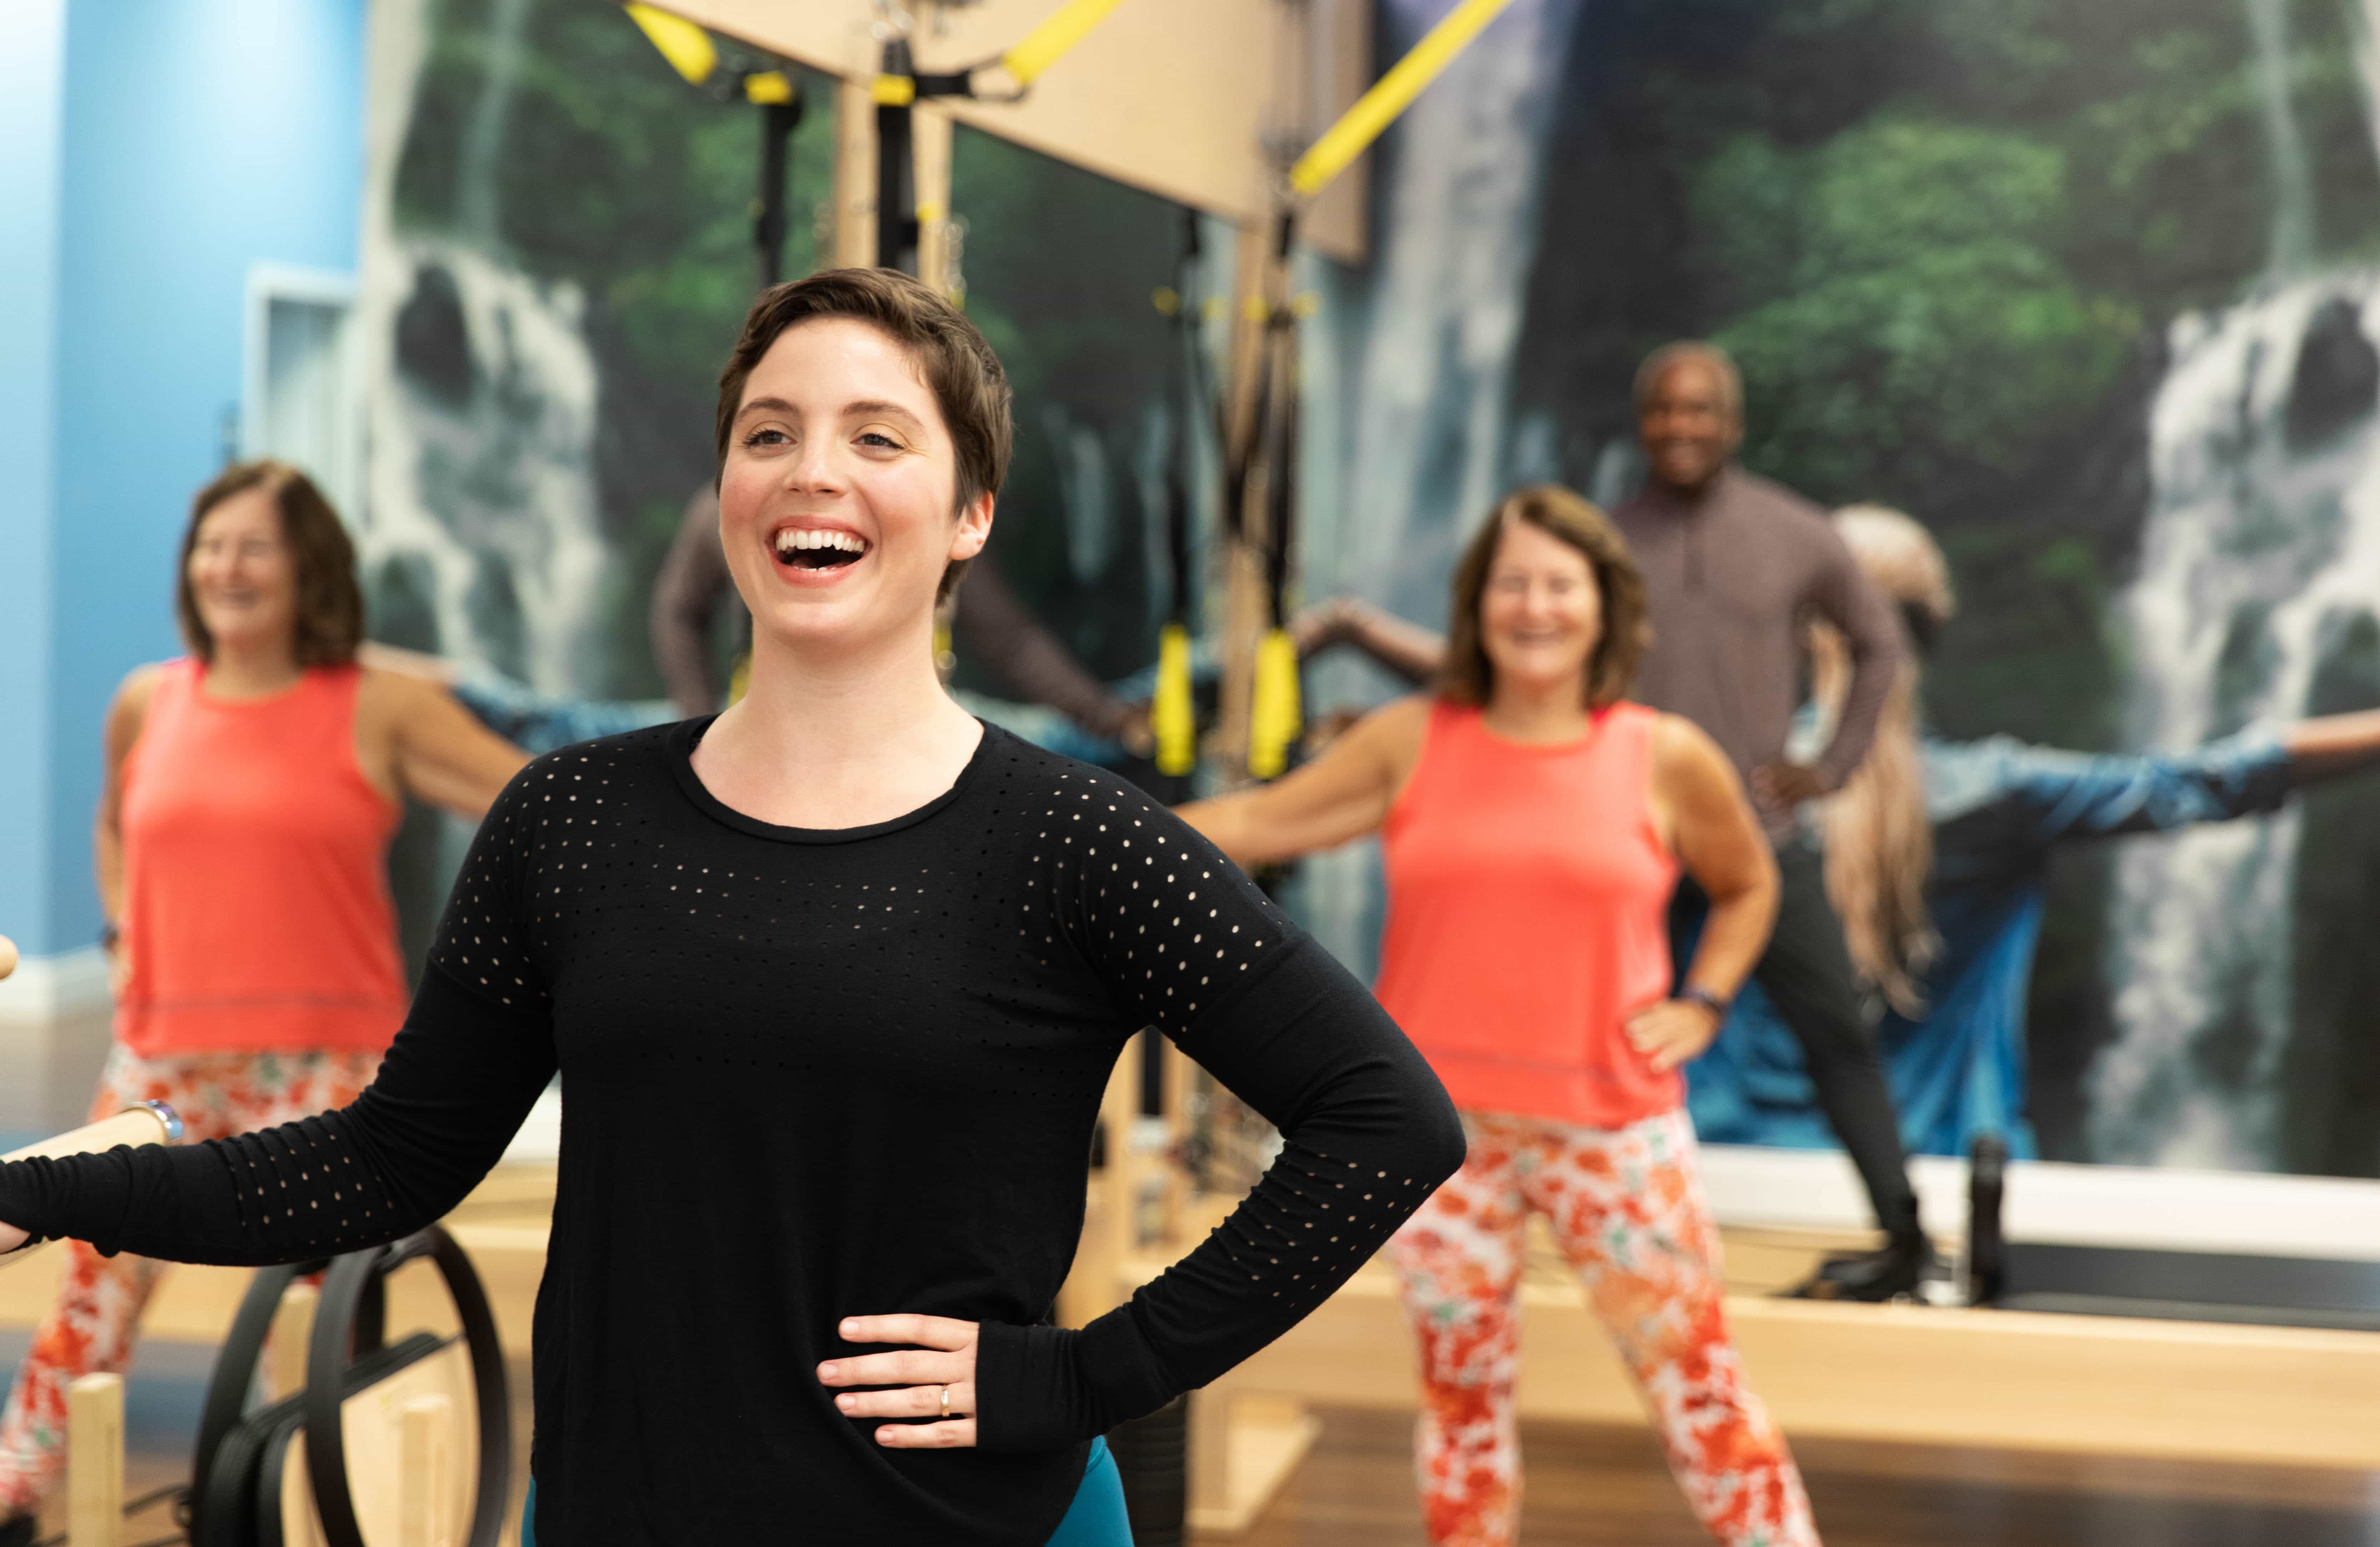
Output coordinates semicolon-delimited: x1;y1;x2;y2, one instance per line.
1670;838;1920;1239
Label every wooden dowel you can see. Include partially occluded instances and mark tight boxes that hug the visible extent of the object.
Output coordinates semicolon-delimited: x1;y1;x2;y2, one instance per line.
3;1106;177;1166
399;1393;454;1547
268;1282;320;1404
67;1373;123;1547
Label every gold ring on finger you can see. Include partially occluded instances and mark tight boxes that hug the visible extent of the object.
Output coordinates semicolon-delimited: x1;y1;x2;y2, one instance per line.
939;1385;951;1421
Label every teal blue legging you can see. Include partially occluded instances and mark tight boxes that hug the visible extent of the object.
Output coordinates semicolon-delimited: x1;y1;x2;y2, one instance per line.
521;1436;1132;1545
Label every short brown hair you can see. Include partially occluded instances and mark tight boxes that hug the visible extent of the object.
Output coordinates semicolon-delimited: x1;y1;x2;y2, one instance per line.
714;268;1012;603
177;462;364;668
1439;485;1650;711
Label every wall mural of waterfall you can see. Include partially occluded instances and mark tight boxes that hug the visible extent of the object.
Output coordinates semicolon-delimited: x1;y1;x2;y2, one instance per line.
1308;0;2380;1176
359;0;2380;1176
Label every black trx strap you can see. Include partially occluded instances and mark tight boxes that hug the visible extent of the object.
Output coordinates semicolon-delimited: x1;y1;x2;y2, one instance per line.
755;92;805;288
875;39;922;276
1151;209;1209;775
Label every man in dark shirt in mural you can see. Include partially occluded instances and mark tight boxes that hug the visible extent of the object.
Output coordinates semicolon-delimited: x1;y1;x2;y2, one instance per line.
1612;342;1923;1300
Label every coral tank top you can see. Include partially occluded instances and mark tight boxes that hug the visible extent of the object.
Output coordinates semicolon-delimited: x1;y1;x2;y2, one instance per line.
114;660;407;1057
1373;700;1682;1127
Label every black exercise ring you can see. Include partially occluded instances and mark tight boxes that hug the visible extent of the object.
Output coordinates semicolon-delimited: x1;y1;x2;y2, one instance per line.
304;1225;511;1547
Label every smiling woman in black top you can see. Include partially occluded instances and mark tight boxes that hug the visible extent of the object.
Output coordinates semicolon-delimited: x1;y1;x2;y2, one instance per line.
0;270;1463;1546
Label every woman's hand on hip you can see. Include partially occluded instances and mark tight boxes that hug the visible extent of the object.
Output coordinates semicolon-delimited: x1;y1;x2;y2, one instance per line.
1625;997;1724;1073
818;1314;979;1448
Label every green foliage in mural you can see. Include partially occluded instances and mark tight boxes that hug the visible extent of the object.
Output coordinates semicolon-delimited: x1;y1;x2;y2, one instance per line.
1695;117;2136;505
1530;0;2380;518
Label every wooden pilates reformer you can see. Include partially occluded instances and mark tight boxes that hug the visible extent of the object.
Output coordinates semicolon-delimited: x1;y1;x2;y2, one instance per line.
1058;1043;2380;1537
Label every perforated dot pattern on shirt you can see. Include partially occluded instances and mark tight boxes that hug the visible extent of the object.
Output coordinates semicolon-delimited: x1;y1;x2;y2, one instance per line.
219;1116;392;1256
1196;1139;1435;1308
422;725;1297;1105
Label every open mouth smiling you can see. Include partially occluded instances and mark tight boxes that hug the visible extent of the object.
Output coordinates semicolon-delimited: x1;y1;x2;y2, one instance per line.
772;527;871;572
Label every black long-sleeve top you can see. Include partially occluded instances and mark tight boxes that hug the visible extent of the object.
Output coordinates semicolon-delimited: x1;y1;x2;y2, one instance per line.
0;721;1463;1545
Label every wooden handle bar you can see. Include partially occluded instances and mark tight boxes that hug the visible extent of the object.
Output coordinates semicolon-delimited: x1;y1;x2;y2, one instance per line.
4;1103;181;1166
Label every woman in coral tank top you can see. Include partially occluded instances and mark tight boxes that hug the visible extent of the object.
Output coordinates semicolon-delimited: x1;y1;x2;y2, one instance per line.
0;463;527;1539
1183;486;1818;1547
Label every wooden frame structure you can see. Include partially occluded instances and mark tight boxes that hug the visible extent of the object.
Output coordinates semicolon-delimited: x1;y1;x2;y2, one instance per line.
642;0;1372;266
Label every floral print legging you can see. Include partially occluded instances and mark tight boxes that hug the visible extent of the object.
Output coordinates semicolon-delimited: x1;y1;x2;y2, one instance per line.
0;1044;378;1516
1387;1108;1818;1547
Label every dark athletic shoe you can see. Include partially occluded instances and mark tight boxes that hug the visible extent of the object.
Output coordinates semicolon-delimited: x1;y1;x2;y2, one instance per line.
0;1512;36;1547
1786;1233;1938;1303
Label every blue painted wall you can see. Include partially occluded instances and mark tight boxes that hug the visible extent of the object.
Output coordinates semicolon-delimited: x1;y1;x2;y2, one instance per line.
3;0;369;956
0;0;71;955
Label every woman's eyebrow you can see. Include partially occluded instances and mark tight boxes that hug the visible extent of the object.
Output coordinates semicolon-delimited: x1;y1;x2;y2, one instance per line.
736;396;927;430
845;400;927;429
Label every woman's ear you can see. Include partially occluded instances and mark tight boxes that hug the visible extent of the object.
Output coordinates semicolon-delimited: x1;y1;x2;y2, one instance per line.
948;491;994;563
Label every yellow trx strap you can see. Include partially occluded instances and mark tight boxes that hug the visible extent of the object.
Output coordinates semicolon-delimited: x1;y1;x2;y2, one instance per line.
744;70;795;105
624;2;717;86
1246;626;1302;781
1290;0;1518;197
1151;621;1197;776
1004;0;1132;87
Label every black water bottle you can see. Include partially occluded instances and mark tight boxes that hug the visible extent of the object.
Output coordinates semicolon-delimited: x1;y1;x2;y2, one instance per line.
1967;1131;2007;1306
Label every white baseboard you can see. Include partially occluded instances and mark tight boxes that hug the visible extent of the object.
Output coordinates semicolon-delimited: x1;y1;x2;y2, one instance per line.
0;946;110;1026
1697;1142;2380;1263
0;946;114;1137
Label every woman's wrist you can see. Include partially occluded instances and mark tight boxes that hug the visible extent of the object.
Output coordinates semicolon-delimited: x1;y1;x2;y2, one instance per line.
1679;984;1731;1023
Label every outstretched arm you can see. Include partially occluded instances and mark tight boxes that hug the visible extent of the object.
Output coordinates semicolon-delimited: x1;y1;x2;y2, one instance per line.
0;770;560;1262
381;672;532;822
1175;696;1429;866
949;560;1141;742
2286;709;2380;783
1291;597;1447;686
0;971;554;1263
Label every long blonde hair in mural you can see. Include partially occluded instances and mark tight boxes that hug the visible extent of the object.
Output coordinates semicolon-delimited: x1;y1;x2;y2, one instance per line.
1810;505;1956;1015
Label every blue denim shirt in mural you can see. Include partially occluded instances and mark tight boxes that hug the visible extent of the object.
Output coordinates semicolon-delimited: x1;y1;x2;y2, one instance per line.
448;674;674;754
1685;729;2295;1159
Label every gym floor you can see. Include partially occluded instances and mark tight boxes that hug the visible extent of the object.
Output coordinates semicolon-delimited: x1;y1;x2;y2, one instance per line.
8;1331;2376;1546
1234;1407;2380;1546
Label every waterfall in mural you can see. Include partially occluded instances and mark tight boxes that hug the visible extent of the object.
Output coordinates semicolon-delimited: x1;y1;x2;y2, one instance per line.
1328;0;1587;626
1295;0;1586;975
355;0;611;699
2092;281;2380;1167
2092;0;2380;1165
358;240;612;696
